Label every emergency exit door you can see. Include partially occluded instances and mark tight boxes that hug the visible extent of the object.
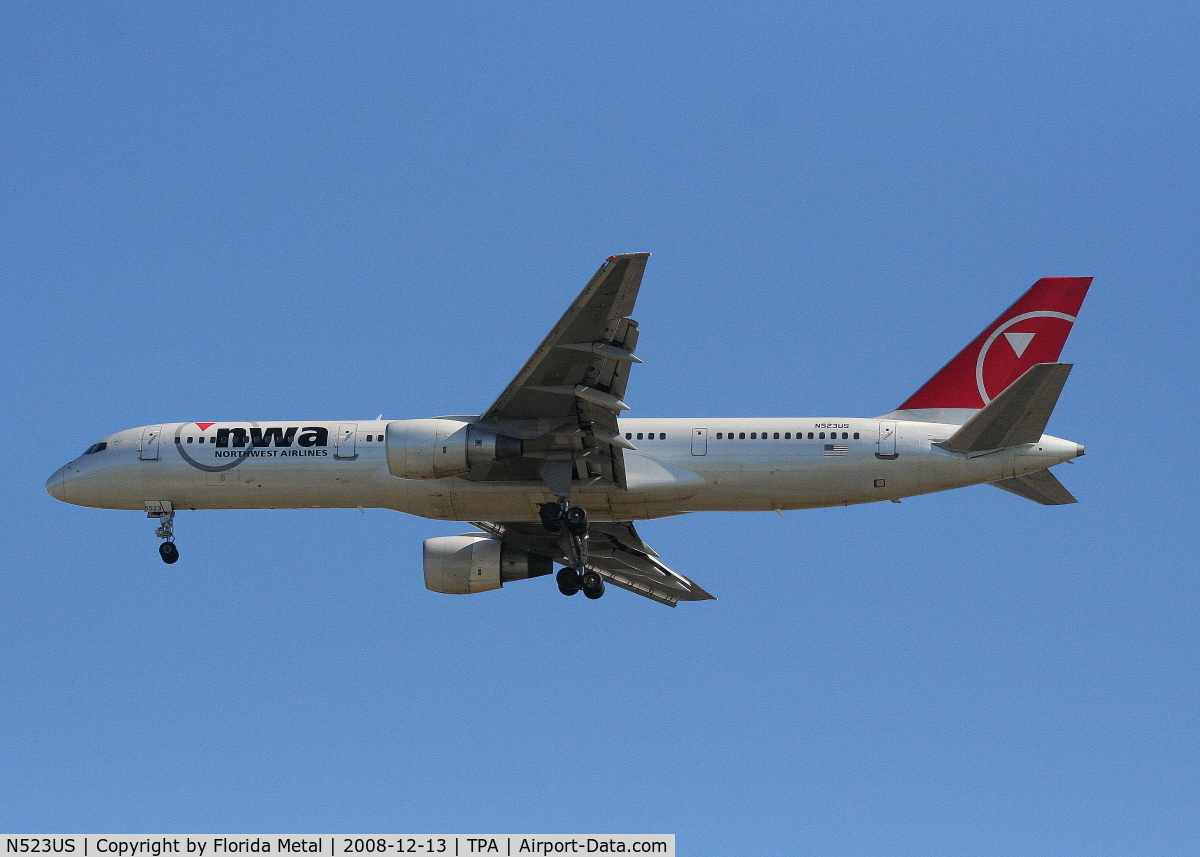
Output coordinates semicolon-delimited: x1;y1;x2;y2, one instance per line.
877;421;897;459
691;428;708;455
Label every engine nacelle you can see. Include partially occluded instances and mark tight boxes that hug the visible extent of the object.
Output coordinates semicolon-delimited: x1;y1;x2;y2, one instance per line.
386;419;521;479
423;534;553;594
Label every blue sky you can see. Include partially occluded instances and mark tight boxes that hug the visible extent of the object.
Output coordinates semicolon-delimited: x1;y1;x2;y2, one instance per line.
3;2;1198;853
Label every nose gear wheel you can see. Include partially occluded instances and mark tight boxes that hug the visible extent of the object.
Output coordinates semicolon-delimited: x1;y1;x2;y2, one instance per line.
149;506;179;564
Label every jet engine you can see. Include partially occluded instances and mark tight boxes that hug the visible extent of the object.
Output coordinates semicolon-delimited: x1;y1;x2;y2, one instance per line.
386;419;521;479
423;533;553;594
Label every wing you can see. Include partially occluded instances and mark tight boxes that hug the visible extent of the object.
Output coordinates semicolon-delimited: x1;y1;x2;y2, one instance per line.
473;520;716;607
469;253;650;493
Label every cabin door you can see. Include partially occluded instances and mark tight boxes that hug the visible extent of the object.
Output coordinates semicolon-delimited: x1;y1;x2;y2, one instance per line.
335;423;358;459
139;425;162;460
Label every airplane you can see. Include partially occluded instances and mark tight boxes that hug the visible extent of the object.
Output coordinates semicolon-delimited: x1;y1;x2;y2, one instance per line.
46;254;1091;606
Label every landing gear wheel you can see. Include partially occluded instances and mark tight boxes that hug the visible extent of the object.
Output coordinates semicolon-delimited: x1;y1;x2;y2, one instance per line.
565;506;588;536
539;502;565;532
159;541;179;564
581;570;605;599
556;567;581;595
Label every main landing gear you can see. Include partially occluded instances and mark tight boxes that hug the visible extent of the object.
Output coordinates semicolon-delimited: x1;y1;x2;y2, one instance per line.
557;568;606;599
148;504;179;564
539;501;588;536
541;500;605;600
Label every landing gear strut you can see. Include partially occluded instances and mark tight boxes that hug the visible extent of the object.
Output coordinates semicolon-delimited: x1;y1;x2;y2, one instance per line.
542;500;604;599
148;502;179;564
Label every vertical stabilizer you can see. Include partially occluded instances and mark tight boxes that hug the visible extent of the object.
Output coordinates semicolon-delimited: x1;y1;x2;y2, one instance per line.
885;277;1091;424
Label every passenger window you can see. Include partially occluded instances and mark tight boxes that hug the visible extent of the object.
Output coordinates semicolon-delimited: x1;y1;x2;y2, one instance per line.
773;432;779;439
637;433;643;440
659;433;666;440
807;432;814;439
853;432;860;440
750;433;757;439
842;432;849;440
625;433;632;439
785;432;791;439
716;433;723;439
739;432;746;439
187;437;193;443
819;432;825;439
199;437;205;443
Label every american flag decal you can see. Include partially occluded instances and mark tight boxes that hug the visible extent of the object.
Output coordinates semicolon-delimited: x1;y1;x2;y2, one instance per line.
824;444;849;456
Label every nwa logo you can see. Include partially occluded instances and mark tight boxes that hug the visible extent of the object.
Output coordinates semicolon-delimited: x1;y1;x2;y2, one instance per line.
176;423;331;472
215;426;328;448
974;311;1077;404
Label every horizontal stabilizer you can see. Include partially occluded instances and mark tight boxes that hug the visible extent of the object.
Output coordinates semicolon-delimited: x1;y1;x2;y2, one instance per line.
989;468;1078;505
938;363;1072;454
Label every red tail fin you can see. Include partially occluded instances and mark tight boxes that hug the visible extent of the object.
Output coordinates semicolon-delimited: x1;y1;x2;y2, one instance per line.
897;277;1092;412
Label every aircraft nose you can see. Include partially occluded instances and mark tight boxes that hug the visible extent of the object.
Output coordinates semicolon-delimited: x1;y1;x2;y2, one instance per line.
46;465;68;502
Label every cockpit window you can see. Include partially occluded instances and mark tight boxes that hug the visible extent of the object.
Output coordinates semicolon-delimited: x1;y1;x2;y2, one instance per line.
83;442;108;455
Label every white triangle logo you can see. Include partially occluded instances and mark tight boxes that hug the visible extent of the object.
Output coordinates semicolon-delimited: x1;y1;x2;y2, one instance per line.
1004;331;1035;358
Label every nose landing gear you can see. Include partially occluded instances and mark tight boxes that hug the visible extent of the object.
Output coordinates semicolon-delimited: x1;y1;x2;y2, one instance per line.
146;501;179;564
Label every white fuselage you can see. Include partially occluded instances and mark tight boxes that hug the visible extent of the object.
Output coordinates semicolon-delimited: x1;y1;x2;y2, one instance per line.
47;417;1083;521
